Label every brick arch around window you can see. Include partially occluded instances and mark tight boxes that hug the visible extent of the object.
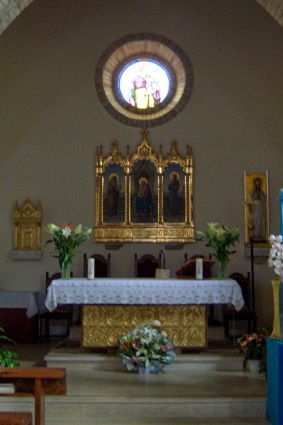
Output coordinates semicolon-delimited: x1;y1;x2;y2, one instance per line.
95;33;194;127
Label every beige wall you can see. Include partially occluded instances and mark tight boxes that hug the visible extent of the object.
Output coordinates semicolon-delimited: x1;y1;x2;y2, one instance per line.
0;0;283;329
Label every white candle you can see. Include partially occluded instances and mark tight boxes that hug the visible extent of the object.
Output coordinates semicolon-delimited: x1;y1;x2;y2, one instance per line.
87;258;95;279
196;258;203;280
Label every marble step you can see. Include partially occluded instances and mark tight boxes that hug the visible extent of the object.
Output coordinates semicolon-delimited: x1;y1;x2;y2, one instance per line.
1;393;267;422
45;350;244;371
1;351;267;422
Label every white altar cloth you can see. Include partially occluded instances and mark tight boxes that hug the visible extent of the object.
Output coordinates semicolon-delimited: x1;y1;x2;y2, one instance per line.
45;278;244;312
0;291;39;318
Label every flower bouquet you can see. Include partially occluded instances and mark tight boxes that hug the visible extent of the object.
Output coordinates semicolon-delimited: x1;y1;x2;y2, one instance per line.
45;223;92;278
267;234;283;339
237;332;267;373
196;222;240;278
267;235;283;278
118;320;176;373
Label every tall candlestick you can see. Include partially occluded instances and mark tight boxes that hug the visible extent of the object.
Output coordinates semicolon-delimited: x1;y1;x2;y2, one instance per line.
88;258;95;279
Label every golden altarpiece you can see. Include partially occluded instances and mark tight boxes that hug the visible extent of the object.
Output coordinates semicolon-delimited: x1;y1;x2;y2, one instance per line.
83;131;207;350
93;129;194;243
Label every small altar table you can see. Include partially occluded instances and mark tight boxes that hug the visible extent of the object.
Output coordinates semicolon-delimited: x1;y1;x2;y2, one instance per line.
45;278;244;349
0;291;40;342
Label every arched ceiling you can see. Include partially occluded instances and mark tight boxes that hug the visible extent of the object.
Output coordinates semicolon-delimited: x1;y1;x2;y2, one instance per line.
0;0;283;36
0;0;35;35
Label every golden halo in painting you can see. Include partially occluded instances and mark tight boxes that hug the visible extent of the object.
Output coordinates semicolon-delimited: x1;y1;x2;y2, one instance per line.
139;177;148;186
108;173;119;182
95;33;194;127
170;172;180;181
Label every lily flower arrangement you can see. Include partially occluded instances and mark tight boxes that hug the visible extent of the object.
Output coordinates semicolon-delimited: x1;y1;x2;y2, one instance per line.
197;222;240;278
118;320;176;372
45;223;92;277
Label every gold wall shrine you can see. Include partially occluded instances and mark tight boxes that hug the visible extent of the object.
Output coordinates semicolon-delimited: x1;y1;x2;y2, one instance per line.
94;129;194;243
82;304;207;349
12;198;42;260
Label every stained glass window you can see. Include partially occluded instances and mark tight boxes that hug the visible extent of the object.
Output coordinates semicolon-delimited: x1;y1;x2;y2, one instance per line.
119;60;170;109
95;33;194;127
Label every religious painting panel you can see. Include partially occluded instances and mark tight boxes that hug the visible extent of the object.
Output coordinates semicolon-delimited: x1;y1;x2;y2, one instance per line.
104;164;125;224
163;164;185;223
244;171;269;246
131;160;157;223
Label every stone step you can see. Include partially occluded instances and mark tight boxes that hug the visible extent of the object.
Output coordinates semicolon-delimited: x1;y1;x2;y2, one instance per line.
2;350;267;422
2;393;267;422
45;350;244;371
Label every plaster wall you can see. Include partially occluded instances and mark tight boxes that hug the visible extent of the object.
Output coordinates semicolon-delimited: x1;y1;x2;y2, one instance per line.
0;0;283;329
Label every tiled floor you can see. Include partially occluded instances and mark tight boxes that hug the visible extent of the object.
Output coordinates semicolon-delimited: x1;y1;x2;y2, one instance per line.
1;338;271;425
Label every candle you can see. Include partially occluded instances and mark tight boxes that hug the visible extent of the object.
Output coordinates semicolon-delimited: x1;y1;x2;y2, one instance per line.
279;189;283;237
87;258;95;279
196;258;203;280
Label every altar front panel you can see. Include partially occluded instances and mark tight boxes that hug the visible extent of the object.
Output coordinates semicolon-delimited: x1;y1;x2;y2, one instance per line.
82;304;207;349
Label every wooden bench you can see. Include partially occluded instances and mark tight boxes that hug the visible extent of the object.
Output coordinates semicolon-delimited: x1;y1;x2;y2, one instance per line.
0;412;32;425
0;367;66;425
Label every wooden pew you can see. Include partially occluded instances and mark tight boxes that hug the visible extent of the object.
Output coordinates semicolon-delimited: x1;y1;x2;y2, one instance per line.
0;367;66;425
0;412;32;425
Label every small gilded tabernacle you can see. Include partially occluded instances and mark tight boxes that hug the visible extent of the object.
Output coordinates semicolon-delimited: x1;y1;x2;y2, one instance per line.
13;198;42;260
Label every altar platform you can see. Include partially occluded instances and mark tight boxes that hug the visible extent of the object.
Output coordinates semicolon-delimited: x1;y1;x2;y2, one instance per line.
0;332;269;425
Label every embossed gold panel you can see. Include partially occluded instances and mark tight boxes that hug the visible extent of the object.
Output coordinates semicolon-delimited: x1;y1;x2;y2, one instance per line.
82;304;207;349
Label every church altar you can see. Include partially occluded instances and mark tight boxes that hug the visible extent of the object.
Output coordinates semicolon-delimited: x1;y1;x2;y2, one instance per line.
45;278;244;349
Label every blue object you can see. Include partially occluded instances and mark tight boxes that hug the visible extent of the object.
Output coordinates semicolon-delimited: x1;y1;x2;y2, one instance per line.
266;338;283;424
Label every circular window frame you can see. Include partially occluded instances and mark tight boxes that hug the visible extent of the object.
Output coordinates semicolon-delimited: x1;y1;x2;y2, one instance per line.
95;33;194;127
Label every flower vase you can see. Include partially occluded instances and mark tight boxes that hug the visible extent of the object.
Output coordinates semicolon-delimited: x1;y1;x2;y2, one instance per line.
247;359;261;373
270;279;281;339
218;262;227;279
136;362;163;374
61;263;71;279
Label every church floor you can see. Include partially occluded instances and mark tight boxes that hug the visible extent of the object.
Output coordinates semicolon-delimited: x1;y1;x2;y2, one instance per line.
1;338;271;425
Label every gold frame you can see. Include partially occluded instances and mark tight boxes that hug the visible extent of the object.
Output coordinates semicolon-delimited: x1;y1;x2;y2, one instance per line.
14;198;42;251
244;171;269;245
94;129;194;243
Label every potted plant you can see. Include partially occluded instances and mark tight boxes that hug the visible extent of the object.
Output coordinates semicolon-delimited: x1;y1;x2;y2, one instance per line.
237;331;267;374
118;320;176;373
197;222;240;278
0;327;19;367
45;223;92;278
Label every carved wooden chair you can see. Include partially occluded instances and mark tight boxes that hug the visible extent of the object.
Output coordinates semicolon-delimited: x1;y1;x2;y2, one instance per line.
176;254;214;279
223;272;257;338
83;253;111;278
39;272;73;341
134;253;161;278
